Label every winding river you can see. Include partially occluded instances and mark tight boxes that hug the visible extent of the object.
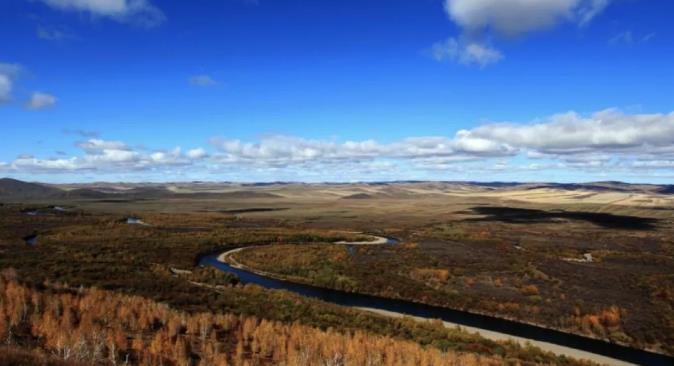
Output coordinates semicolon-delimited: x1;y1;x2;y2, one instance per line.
199;236;673;366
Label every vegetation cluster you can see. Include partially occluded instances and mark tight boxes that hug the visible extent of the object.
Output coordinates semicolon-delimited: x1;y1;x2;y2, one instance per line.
0;205;586;365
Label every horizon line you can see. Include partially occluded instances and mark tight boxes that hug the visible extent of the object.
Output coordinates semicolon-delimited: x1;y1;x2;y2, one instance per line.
2;177;669;187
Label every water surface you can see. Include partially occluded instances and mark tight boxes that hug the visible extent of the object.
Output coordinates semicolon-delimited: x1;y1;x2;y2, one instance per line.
200;250;672;365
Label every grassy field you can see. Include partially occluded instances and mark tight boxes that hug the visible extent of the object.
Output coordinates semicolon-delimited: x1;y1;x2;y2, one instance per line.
0;202;589;365
1;180;672;363
232;202;674;355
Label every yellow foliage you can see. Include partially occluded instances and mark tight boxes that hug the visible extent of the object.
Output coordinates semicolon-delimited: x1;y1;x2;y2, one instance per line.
0;269;502;366
520;284;540;296
410;268;451;284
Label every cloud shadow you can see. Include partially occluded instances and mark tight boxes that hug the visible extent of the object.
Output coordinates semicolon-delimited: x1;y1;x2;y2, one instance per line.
466;206;658;230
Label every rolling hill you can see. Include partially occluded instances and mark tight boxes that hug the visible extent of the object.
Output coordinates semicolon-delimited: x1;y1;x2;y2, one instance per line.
0;178;63;200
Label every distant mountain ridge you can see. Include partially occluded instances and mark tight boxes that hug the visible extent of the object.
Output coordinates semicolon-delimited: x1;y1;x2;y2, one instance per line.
1;177;673;201
0;178;285;200
0;178;64;199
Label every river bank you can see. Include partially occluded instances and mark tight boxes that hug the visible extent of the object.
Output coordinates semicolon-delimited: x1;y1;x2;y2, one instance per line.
216;246;633;365
204;239;673;366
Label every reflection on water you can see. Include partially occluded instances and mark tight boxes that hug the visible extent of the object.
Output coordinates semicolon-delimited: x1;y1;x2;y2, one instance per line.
127;217;144;225
23;234;38;246
23;206;69;216
385;237;398;245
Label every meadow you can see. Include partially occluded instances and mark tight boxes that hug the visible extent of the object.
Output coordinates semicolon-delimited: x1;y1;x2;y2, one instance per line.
1;179;672;364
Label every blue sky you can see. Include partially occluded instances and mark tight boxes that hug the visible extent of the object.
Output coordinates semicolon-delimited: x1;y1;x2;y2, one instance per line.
1;0;674;183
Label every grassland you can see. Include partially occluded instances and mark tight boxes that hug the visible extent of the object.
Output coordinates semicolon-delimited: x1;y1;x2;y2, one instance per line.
0;203;585;365
1;179;672;363
232;204;674;355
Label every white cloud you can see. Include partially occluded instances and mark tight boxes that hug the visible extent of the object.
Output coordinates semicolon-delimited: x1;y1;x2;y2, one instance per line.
95;148;139;163
150;148;189;165
577;0;610;27
208;110;674;175
632;160;674;169
432;38;503;66
462;43;503;65
78;138;129;152
466;109;674;155
187;148;208;159
210;133;513;169
1;63;55;108
189;75;218;87
452;131;514;155
26;92;57;110
13;156;79;171
40;0;165;27
10;138;209;172
445;0;575;37
0;75;11;103
7;109;674;180
436;0;611;66
42;0;128;14
0;63;22;103
444;0;609;37
211;136;357;165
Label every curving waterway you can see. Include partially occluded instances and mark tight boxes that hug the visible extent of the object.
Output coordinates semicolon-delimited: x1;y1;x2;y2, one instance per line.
199;236;673;366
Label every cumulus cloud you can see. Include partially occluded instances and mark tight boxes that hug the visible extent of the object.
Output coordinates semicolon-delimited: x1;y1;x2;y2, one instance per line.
40;0;165;27
0;75;11;103
1;63;55;108
444;0;609;37
187;148;208;159
445;0;573;37
210;133;513;168
26;92;57;110
204;109;674;175
465;109;674;155
189;75;218;87
6;109;674;179
77;138;129;153
0;63;22;103
435;0;611;66
150;148;188;165
9;138;209;173
211;136;382;166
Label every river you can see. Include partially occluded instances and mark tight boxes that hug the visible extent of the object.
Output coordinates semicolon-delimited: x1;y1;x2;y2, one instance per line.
198;238;672;366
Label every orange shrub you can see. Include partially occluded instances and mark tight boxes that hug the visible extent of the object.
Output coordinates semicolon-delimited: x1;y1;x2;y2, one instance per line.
520;284;540;296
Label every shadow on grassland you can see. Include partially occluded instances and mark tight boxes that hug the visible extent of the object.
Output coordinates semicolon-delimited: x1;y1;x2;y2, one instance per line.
467;206;658;230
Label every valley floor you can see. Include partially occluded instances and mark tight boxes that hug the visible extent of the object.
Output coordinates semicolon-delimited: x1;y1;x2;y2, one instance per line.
1;180;673;365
